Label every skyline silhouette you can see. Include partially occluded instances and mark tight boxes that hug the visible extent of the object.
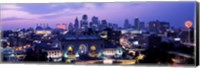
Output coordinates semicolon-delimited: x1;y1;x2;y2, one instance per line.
0;2;196;30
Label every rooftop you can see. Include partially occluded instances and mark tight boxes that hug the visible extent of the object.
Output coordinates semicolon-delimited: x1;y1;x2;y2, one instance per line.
63;35;102;40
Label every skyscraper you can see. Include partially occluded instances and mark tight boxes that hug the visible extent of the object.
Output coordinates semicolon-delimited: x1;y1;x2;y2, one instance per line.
90;16;99;31
101;20;108;30
74;17;79;32
148;20;160;33
112;24;119;31
134;18;140;29
108;23;113;29
139;21;145;30
134;18;144;30
80;14;88;32
159;22;170;33
68;23;74;32
124;19;131;29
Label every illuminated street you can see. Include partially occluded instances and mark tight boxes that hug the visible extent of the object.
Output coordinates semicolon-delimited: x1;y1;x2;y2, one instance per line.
75;59;137;65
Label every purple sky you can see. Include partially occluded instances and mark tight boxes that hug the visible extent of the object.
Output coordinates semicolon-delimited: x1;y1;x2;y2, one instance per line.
0;2;196;30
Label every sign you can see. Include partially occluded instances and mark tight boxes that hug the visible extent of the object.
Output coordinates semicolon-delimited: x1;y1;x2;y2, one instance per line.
185;20;192;28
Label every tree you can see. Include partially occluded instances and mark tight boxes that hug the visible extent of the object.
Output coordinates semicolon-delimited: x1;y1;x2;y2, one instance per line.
24;47;48;62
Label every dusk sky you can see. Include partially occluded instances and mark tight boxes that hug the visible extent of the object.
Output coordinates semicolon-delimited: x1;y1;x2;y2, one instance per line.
0;2;196;30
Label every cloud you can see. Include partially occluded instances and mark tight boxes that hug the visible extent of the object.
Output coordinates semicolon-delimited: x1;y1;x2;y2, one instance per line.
1;2;195;30
1;4;69;20
1;3;146;23
1;3;137;24
0;4;85;21
1;9;41;19
1;17;31;21
49;4;59;8
0;4;22;10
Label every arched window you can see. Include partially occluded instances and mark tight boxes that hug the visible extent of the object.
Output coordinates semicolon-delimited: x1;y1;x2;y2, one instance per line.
67;45;75;55
90;45;96;51
79;44;87;54
68;46;73;52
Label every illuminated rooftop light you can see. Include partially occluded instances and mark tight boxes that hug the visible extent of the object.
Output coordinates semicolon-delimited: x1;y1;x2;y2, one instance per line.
103;59;113;64
133;41;139;45
185;20;192;28
174;38;181;41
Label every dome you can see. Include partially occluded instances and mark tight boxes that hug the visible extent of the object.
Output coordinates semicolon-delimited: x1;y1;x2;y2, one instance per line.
35;26;43;30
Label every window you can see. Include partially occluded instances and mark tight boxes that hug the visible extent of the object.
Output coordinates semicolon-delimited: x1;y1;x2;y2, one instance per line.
90;45;96;51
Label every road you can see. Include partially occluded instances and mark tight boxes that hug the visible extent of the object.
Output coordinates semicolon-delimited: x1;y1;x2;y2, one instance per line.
75;59;136;65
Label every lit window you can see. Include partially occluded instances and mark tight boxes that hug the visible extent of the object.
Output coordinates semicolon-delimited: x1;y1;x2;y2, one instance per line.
90;45;96;51
68;46;73;52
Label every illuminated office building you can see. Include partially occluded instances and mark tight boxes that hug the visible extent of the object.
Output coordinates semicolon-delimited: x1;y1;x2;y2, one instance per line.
46;48;63;62
148;20;160;33
80;14;89;32
56;23;67;30
90;16;99;31
101;20;108;31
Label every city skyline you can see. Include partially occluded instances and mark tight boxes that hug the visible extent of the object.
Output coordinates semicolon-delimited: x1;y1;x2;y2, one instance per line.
0;2;196;30
1;2;196;65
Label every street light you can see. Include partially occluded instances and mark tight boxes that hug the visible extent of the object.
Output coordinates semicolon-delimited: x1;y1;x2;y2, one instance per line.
103;59;113;64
